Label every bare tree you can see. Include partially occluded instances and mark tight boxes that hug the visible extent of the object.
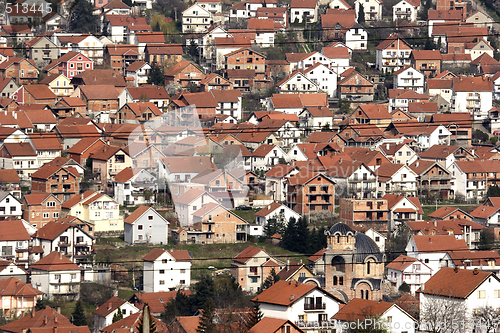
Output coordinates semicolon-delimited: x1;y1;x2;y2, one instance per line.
473;306;500;333
419;292;468;333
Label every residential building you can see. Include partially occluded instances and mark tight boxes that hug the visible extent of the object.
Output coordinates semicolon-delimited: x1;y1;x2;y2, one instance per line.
43;52;93;79
125;61;151;86
302;63;337;98
393;0;420;21
287;172;335;214
337;70;374;102
339;198;389;232
449;160;500;201
113;167;157;206
182;3;212;33
254;202;301;236
39;74;73;97
116;102;162;124
393;66;425;94
0;58;38;85
164;61;205;88
326;160;377;199
31;221;94;265
93;297;140;333
410;50;441;77
375;34;412;73
290;0;318;23
30;251;81;300
22;193;61;229
387;255;432;294
451;76;493;120
333;299;416;333
0;219;30;265
90;145;131;184
30;163;81;203
0;277;43;318
25;36;58;68
253;280;343;330
409;160;452;200
142;248;191;292
349;104;392;128
124;206;169;244
354;0;382;21
265;164;300;202
0;192;21;220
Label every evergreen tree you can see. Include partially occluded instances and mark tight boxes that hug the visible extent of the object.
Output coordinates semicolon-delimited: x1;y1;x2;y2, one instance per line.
71;300;87;326
161;291;192;324
153;21;161;32
147;61;165;86
358;4;365;24
122;0;133;6
136;305;157;333
294;217;310;254
69;0;99;34
281;217;297;251
479;228;495;250
246;301;263;329
263;213;286;237
260;268;280;292
112;307;124;323
398;281;411;293
190;273;215;313
196;299;216;333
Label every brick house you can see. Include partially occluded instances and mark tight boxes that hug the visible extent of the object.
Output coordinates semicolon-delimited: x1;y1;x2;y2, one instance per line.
12;85;57;105
0;58;38;85
78;85;120;122
410;50;441;77
42;51;93;79
116;102;162;124
191;202;249;243
199;73;233;91
30;163;81;203
287;172;335;214
105;44;141;75
90;145;132;184
339;197;389;232
338;70;374;101
225;47;266;73
164;61;205;88
22;193;61;229
144;44;183;66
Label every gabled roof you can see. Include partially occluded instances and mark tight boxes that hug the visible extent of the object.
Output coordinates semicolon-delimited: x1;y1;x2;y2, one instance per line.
80;85;120;100
290;0;316;8
453;76;493;92
233;245;266;264
255;202;290;217
92;297;127;318
33;221;75;241
411;235;468;252
386;255;420;271
253;280;340;306
30;251;81;271
72;69;127;87
0;169;20;183
130;290;192;314
428;206;470;219
332;299;400;322
0;277;43;297
124;205;167;225
0;306;74;333
0;220;30;241
142;248;191;262
420;267;494;298
126;60;149;72
376;34;412;51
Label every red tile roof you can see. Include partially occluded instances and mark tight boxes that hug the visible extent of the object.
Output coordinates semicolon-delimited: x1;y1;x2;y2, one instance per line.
411;235;468;252
251;280;317;306
30;251;80;271
332;298;395;322
420;267;494;298
0;220;30;241
233;246;265;264
386;255;419;271
0;277;43;297
0;306;74;333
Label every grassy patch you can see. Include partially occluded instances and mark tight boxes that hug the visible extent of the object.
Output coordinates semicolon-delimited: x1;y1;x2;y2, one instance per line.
118;288;137;300
231;208;258;223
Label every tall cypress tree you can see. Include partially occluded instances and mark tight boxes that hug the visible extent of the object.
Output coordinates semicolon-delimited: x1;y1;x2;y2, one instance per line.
112;307;124;323
147;61;165;86
136;305;157;333
196;300;216;333
358;4;365;24
71;300;87;326
246;301;263;329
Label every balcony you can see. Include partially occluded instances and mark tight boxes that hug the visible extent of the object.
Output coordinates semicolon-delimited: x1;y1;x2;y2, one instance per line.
58;240;71;247
304;303;326;310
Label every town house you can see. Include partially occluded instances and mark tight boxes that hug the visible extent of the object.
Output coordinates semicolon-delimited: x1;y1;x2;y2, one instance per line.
30;163;81;203
410;50;441;77
287;172;335;214
393;66;425;94
375;34;413;73
22;193;61;229
142;248;191;292
0;58;38;85
43;52;93;79
354;0;382;21
124;205;169;244
338;70;374;102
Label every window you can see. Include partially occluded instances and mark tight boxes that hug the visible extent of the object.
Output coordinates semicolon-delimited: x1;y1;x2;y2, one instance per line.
159;280;165;285
159;270;165;274
43;213;49;218
180;280;185;284
71;274;76;279
478;290;486;299
53;212;59;218
148;215;153;220
494;290;500;298
138;225;143;230
180;269;186;274
47;201;56;207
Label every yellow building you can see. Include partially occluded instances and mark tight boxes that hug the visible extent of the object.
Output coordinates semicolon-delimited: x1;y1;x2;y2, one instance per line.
61;191;123;234
39;73;74;96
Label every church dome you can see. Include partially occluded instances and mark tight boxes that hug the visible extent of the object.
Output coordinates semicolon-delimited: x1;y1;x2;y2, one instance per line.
354;233;383;263
327;223;355;236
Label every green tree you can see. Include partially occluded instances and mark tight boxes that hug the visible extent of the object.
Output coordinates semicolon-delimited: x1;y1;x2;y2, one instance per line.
71;300;87;326
358;4;365;24
147;61;165;86
196;299;216;333
112;307;124;323
68;0;99;34
398;281;411;293
246;301;263;329
479;228;495;250
386;223;412;262
263;213;286;237
190;273;215;313
161;290;191;324
338;98;352;114
294;217;310;254
281;217;297;251
488;185;500;197
321;123;332;132
491;136;498;145
260;268;279;292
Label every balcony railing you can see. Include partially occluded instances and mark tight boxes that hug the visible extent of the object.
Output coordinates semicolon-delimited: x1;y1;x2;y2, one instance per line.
304;303;326;310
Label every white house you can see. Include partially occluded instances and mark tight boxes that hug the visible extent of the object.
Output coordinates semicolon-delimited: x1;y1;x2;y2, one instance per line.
295;51;332;71
365;228;387;252
197;0;223;14
329;0;351;9
375;34;413;73
124;205;169;244
332;298;416;333
451;76;493;121
254;202;301;236
182;3;212;33
198;26;232;61
250;144;288;171
290;0;318;23
387;255;432;294
211;89;242;120
299;106;334;132
393;0;420;22
493;72;500;101
113;167;157;207
322;46;351;74
448;160;500;202
406;235;468;273
303;63;337;97
157;156;213;184
30;251;81;300
419;267;500;333
173;189;218;226
93;296;140;332
376;163;418;197
345;24;368;51
0;220;30;265
142;248;192;292
69;34;104;65
400;124;451;149
253;280;343;331
354;0;382;21
125;61;151;87
264;164;300;202
393;66;425;94
277;71;319;94
0;191;21;220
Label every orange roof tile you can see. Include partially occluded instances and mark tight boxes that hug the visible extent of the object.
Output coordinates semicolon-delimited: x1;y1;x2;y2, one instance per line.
420;267;494;298
30;251;81;271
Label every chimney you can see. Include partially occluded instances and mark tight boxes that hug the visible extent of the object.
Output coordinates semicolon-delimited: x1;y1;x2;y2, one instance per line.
32;310;35;317
473;268;479;275
386;143;389;150
454;267;459;273
44;315;48;325
420;282;425;292
54;314;58;323
286;259;290;271
416;161;419;167
434;220;437;227
12;112;16;119
429;237;432;243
